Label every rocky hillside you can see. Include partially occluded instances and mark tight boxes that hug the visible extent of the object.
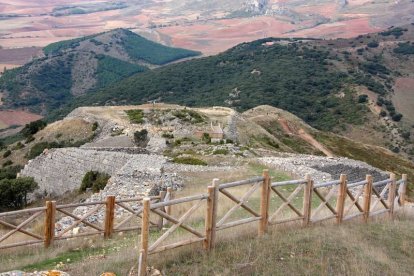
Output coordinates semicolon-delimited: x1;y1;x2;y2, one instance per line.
0;29;200;115
1;104;412;202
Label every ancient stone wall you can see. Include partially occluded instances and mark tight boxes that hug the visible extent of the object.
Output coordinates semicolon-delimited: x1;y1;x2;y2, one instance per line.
19;148;165;198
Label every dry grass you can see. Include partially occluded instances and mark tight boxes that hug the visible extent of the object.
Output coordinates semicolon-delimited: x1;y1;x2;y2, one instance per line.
153;213;414;276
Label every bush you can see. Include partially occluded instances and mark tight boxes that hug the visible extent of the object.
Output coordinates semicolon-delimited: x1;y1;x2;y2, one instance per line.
27;142;60;159
2;160;13;167
80;171;110;193
25;135;35;144
202;133;211;144
393;42;414;55
0;165;22;179
392;113;403;122
21;120;47;137
133;129;148;147
3;150;11;158
92;122;99;131
0;177;38;210
367;41;379;48
172;157;207;166
379;110;387;117
213;149;229;155
12;142;24;150
358;94;368;103
162;133;174;139
125;109;144;124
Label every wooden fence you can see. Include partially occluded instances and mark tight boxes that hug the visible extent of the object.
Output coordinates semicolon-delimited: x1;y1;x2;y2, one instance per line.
0;171;409;276
137;172;408;275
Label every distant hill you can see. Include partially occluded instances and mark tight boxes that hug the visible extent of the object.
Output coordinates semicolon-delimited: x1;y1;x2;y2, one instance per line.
65;24;414;159
0;29;201;114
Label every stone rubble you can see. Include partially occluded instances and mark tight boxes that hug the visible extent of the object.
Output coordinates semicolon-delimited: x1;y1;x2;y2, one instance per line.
259;154;389;183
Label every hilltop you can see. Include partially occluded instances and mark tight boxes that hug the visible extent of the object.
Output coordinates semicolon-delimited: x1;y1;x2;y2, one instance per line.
1;104;412;203
0;29;200;116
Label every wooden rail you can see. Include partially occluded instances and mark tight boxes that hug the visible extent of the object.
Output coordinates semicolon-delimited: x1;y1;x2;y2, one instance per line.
0;172;409;276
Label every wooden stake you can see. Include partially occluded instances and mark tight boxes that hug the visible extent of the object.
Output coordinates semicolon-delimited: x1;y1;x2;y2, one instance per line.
302;174;313;227
138;198;150;276
210;179;219;250
104;196;116;239
388;173;397;220
44;201;56;248
204;186;215;251
362;175;373;223
158;191;166;230
399;174;408;206
259;169;270;236
336;174;347;224
165;187;173;226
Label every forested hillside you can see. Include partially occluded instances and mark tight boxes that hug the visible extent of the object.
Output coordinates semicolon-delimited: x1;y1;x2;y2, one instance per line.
59;25;414;158
0;29;200;114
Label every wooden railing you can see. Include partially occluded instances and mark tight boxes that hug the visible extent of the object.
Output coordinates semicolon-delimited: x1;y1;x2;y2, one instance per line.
0;171;409;276
137;172;408;275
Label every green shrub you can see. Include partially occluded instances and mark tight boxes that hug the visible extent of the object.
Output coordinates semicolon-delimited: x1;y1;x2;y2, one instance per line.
0;177;38;210
25;135;35;144
27;142;61;159
133;129;148;147
367;41;379;48
92;122;99;131
3;150;11;158
0;165;22;179
213;149;229;155
125;109;144;124
392;113;403;122
21;120;47;137
380;110;387;117
80;171;110;193
202;133;211;144
162;133;174;139
393;42;414;55
358;94;368;103
12;142;24;150
172;157;207;166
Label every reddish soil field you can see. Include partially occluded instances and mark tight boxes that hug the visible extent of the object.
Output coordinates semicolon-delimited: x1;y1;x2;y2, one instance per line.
286;17;380;39
159;16;295;54
294;3;339;19
0;110;43;127
0;47;42;65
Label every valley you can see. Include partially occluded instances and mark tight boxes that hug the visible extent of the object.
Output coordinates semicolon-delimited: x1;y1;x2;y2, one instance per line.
1;0;414;61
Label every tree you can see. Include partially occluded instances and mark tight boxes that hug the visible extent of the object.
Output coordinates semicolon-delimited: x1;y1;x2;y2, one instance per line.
134;129;148;147
0;177;38;210
21;120;47;137
392;113;403;122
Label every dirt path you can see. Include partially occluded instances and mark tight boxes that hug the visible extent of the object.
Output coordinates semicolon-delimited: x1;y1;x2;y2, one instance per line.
297;128;335;157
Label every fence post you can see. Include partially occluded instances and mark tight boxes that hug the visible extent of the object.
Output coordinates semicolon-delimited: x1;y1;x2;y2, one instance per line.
44;201;56;248
138;198;150;276
259;169;270;236
204;185;215;251
158;191;166;230
336;174;347;224
302;174;313;226
104;196;116;239
388;173;397;220
210;179;219;250
399;174;408;206
165;187;173;226
363;175;373;223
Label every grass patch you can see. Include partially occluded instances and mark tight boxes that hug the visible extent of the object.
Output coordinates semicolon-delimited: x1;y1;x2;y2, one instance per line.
213;149;229;155
125;109;144;124
172;157;207;166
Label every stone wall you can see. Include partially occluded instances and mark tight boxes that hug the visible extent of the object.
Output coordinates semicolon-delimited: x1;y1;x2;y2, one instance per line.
19;148;166;198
